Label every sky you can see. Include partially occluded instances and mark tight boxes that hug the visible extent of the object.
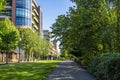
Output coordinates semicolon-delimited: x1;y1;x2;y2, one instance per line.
36;0;74;30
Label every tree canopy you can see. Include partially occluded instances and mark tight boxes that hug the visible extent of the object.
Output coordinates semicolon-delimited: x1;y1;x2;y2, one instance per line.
0;18;20;64
51;0;119;65
0;18;20;51
19;28;50;60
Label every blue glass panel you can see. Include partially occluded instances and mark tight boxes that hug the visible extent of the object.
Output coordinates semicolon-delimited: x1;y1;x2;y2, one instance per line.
16;0;31;10
16;0;31;27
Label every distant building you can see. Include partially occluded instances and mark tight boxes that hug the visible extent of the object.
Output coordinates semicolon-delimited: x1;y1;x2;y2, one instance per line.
49;42;57;58
43;30;57;58
53;41;57;50
43;30;51;41
39;7;44;38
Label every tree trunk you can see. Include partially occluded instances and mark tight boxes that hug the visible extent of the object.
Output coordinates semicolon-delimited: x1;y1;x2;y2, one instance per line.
18;46;21;63
2;52;4;62
6;51;8;64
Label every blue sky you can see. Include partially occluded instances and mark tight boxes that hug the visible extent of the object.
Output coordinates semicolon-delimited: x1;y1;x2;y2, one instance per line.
36;0;74;30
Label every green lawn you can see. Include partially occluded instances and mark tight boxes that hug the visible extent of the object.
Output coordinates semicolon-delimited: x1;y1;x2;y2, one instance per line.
0;60;61;80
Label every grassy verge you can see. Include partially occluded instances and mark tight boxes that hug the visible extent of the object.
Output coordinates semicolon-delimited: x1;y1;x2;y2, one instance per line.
0;60;61;80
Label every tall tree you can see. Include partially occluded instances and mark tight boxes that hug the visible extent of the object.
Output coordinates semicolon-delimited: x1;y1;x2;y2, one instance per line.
19;28;50;61
19;28;39;61
116;0;120;52
40;39;50;59
0;18;20;64
51;0;118;65
33;35;50;60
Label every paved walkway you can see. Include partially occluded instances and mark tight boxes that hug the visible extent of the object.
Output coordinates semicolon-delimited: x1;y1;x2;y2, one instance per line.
45;61;95;80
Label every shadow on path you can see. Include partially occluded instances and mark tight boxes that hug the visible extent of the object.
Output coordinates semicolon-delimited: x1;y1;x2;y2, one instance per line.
45;61;95;80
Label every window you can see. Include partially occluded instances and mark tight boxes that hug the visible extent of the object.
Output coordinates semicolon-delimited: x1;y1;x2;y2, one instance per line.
16;17;31;26
16;0;31;10
0;11;11;16
16;0;31;27
16;8;31;26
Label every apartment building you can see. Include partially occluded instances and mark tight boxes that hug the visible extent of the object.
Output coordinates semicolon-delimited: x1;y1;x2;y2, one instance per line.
43;30;57;58
43;30;51;41
0;0;43;62
0;0;43;34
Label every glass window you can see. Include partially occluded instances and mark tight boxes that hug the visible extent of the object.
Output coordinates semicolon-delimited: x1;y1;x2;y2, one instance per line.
16;0;31;27
16;0;31;10
0;11;11;16
16;17;31;26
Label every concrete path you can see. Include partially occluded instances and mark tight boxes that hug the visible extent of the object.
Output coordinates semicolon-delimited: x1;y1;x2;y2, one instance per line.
45;61;95;80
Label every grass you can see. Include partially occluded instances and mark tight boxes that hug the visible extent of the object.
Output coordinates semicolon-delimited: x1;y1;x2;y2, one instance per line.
0;60;61;80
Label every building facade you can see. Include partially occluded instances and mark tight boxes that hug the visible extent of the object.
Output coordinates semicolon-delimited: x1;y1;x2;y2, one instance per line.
0;0;43;62
0;0;43;35
43;30;57;58
43;30;52;41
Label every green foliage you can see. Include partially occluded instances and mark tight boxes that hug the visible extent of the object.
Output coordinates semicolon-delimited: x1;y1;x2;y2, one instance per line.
51;0;119;66
40;38;50;56
19;28;37;54
53;54;61;60
115;0;120;52
0;61;61;80
0;18;20;64
19;28;50;60
80;53;94;66
34;38;50;59
97;44;103;51
19;28;41;60
0;0;7;11
0;18;20;50
89;54;120;80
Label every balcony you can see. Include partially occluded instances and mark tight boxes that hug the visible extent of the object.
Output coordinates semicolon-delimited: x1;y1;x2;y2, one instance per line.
34;17;39;23
0;16;11;18
5;6;12;9
34;9;39;16
32;24;38;31
32;0;38;8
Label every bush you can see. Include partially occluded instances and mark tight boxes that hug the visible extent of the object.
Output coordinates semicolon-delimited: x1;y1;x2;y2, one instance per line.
89;54;120;80
80;53;94;66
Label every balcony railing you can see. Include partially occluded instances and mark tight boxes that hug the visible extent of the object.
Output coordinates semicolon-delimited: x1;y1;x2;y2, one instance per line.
5;6;12;9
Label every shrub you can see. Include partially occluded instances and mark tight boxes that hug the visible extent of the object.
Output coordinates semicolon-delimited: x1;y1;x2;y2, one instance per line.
80;53;94;66
106;57;120;80
89;54;120;80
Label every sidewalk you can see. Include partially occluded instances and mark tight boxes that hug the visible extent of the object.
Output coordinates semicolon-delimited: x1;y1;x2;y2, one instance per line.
45;61;95;80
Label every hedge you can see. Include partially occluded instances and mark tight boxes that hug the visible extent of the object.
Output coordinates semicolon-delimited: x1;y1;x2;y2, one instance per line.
88;54;120;80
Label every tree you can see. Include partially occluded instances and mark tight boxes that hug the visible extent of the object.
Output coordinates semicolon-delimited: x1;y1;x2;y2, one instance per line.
33;35;50;60
32;35;42;60
51;15;70;41
19;28;39;61
40;39;50;60
51;0;118;66
0;18;20;64
19;28;50;61
0;0;7;11
115;0;120;52
51;15;73;54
